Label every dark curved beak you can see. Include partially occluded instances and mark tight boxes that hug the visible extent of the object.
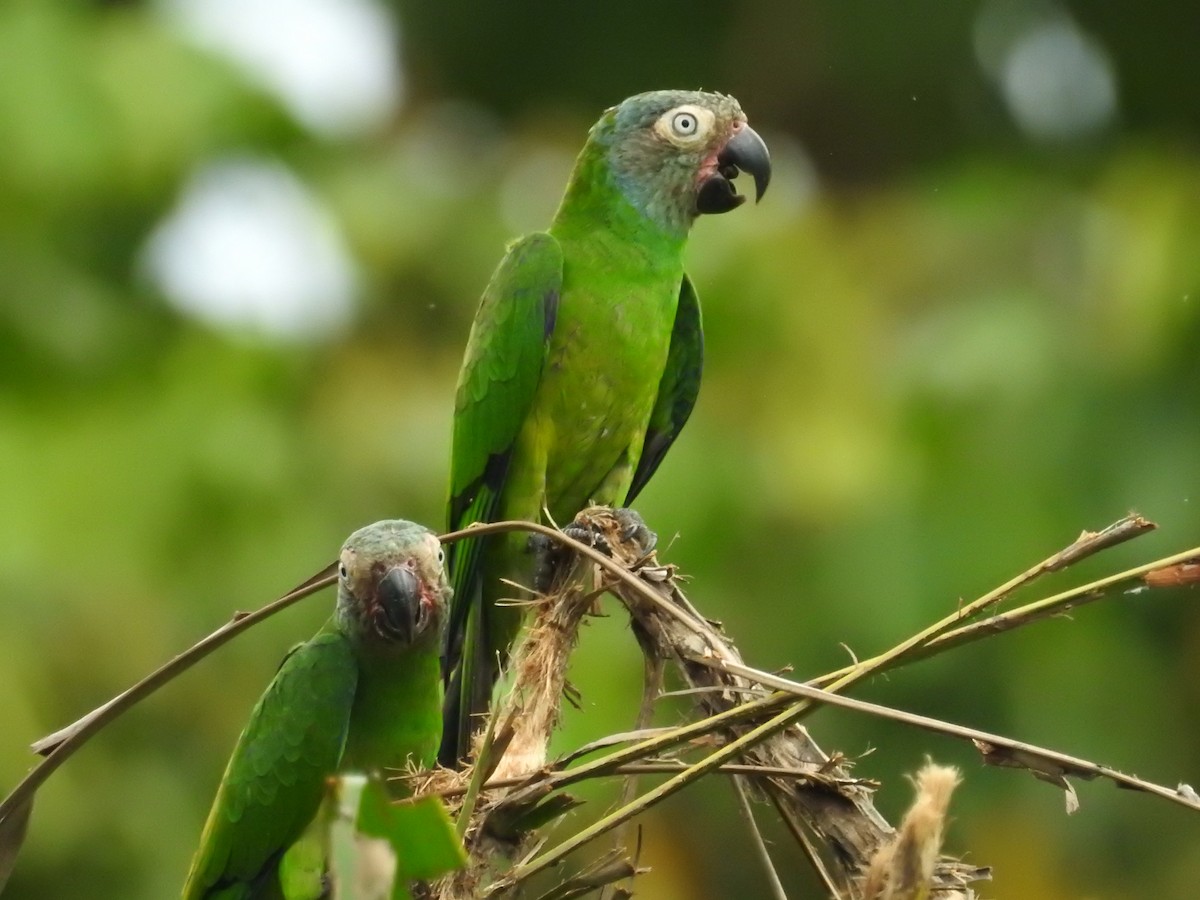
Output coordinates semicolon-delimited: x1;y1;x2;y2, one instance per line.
376;565;422;643
722;123;771;203
696;123;772;215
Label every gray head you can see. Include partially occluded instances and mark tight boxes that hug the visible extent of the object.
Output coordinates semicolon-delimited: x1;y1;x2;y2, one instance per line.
336;520;450;650
588;89;771;235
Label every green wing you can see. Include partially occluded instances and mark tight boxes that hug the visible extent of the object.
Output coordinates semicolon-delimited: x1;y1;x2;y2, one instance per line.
626;273;704;504
440;232;562;764
442;233;561;663
183;632;358;899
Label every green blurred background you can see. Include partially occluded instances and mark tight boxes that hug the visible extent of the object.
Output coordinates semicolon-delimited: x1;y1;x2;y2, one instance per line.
2;0;1198;896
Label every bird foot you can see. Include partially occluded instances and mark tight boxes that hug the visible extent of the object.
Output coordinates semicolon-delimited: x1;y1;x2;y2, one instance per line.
611;507;658;557
563;506;658;560
529;507;659;593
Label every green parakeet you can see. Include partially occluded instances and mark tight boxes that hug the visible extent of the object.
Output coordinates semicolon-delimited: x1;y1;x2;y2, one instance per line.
441;90;771;764
183;520;450;899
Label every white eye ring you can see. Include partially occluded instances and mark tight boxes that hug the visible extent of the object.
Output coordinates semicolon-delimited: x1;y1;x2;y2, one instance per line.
338;563;348;580
655;105;712;145
437;547;445;565
671;111;699;137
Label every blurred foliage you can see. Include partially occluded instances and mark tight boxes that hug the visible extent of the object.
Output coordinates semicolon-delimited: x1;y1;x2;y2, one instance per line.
1;0;1198;898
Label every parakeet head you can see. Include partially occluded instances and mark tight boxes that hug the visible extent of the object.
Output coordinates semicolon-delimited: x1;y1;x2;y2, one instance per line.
336;520;451;651
589;89;771;235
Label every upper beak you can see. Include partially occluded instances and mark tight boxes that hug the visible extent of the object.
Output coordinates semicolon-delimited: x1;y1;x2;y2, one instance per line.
696;122;772;216
376;565;423;643
719;123;771;203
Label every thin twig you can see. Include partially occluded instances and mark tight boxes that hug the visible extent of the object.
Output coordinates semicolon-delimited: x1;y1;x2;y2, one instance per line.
22;520;704;764
811;516;1161;701
732;776;789;900
528;851;641;900
31;563;338;756
494;691;790;810
3;518;675;836
765;793;843;899
598;637;665;900
440;520;699;633
490;703;814;893
414;760;847;802
713;658;1200;814
455;700;509;841
1043;514;1157;570
812;537;1200;689
0;564;337;828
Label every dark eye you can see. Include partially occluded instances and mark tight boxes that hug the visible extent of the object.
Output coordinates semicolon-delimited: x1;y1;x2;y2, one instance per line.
437;547;445;566
338;563;348;580
671;111;698;137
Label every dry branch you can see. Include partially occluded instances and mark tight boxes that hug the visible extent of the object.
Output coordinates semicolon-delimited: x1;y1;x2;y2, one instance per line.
415;509;989;899
411;509;1192;899
587;509;987;899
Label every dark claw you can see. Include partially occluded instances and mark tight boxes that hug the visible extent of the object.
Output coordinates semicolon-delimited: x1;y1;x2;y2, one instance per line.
563;522;611;555
531;508;658;594
612;508;657;556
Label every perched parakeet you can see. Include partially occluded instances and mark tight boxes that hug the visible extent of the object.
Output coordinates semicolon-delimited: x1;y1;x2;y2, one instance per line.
183;520;450;900
441;90;771;764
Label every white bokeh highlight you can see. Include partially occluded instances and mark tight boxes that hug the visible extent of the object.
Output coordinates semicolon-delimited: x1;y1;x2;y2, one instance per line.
158;0;402;137
1002;19;1117;141
142;158;357;340
974;2;1118;143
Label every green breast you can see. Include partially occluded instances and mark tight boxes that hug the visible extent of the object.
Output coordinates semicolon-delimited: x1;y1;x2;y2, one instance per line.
537;248;682;517
341;640;443;776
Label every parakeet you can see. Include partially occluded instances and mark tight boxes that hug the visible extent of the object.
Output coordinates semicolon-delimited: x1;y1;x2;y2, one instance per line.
441;89;771;764
183;520;450;900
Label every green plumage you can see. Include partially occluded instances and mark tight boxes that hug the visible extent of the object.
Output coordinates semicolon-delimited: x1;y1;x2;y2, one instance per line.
183;520;450;899
442;90;770;764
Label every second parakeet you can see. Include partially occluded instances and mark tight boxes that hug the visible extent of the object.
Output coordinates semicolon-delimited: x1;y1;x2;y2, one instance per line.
441;89;771;764
183;519;450;899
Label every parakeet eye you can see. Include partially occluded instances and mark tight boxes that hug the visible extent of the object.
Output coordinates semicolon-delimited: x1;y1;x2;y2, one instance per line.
671;111;698;137
655;104;713;145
